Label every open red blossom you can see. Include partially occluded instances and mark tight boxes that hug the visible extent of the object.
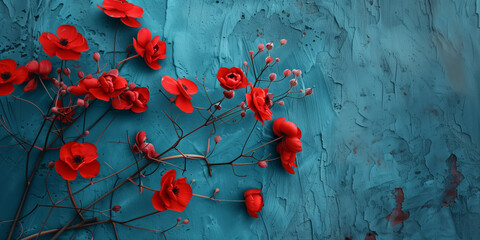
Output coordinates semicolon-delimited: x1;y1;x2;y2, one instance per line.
216;67;249;90
132;131;158;159
39;25;89;61
24;60;52;92
273;118;302;174
0;59;28;96
90;69;127;101
55;142;100;181
67;75;98;99
112;86;149;113
161;76;198;113
55;99;75;123
152;169;192;212
245;83;272;125
133;28;167;70
244;189;264;218
97;0;144;27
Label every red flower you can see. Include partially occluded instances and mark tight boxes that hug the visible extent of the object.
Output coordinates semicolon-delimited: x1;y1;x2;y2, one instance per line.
112;86;149;113
39;25;89;61
55;142;100;181
133;28;167;70
67;75;98;99
0;59;28;95
68;69;127;101
24;60;52;92
216;67;248;90
273;118;302;174
245;83;273;125
152;169;192;212
55;99;75;123
244;189;264;218
161;76;198;113
132;131;159;159
97;0;144;27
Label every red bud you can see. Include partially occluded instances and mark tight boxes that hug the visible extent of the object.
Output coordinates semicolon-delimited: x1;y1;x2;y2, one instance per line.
214;136;221;143
305;88;313;96
182;219;190;224
258;161;267;168
48;161;55;169
277;100;285;106
257;44;265;52
112;205;121;212
63;67;71;77
265;56;273;65
240;111;246;118
76;98;85;107
77;71;84;79
223;90;234;99
266;42;273;51
280;39;287;45
283;69;291;77
93;52;100;62
289;79;297;87
269;73;276;82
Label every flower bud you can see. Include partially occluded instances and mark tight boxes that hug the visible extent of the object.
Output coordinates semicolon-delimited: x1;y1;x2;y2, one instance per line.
283;69;291;77
26;61;39;72
61;83;67;90
293;69;302;77
269;73;276;82
266;42;273;51
63;67;71;77
76;98;85;107
240;111;246;118
177;217;182;222
258;160;267;168
265;56;273;65
128;82;136;89
112;205;121;212
182;219;190;224
56;68;62;73
52;78;59;86
243;61;248;66
214;136;221;143
85;102;90;108
266;93;274;100
305;88;313;96
223;90;234;99
60;90;66;95
299;89;303;92
257;44;264;52
240;102;245;109
277;100;285;106
48;161;55;169
93;52;100;62
280;39;287;45
77;71;84;79
214;103;221;110
289;79;297;87
214;188;220;194
275;57;280;63
170;98;175;103
84;130;90;136
51;107;59;113
249;51;254;58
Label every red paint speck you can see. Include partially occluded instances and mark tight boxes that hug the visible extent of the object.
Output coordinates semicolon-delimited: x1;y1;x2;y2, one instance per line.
377;160;381;166
442;154;464;206
386;188;409;226
365;231;377;240
353;147;357;154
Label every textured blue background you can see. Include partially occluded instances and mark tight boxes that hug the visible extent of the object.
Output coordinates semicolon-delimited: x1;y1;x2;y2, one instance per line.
1;0;480;239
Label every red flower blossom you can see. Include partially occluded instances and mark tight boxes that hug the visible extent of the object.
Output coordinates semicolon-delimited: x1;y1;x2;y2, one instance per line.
244;189;264;218
245;83;273;125
97;0;144;27
55;99;75;123
216;67;248;90
132;131;159;159
133;28;166;70
273;118;302;174
68;69;127;101
24;60;52;92
55;142;100;181
112;86;149;113
152;169;192;212
0;59;28;96
161;76;198;113
67;75;98;99
39;25;89;61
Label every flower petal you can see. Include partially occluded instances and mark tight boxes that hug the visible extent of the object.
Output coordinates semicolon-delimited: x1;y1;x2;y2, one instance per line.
79;160;100;179
178;78;198;95
161;76;180;95
175;94;193;113
55;160;77;181
121;16;141;27
0;83;14;96
152;191;167;211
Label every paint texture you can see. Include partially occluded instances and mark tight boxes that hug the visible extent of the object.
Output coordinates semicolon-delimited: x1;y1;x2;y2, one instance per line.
1;0;480;239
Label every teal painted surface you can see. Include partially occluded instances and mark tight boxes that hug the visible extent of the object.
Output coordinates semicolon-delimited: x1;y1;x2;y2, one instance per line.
1;0;480;239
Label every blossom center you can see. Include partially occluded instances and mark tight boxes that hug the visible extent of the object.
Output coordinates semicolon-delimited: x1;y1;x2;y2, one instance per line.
228;74;235;79
153;45;159;53
73;155;84;164
59;39;69;46
172;186;179;195
1;72;11;80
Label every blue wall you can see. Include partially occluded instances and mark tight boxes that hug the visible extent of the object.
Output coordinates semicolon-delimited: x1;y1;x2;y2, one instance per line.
1;0;480;239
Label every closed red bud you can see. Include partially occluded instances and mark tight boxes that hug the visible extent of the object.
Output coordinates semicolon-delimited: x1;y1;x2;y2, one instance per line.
84;130;90;135
112;205;121;212
214;136;221;143
77;71;84;78
305;88;313;95
48;161;55;169
275;57;280;62
170;98;175;103
249;50;254;58
299;89;303;92
266;93;274;99
177;217;182;222
51;107;59;113
56;68;61;73
214;188;220;194
128;82;136;89
293;69;302;77
93;52;100;62
26;61;39;73
283;69;291;77
240;102;245;109
240;111;246;117
257;44;264;52
63;67;71;77
266;42;273;51
277;100;285;106
243;61;248;66
223;90;234;99
52;78;59;86
269;73;276;82
85;102;90;108
265;56;273;64
61;84;67;90
215;104;221;110
60;90;66;95
258;161;267;168
182;219;189;224
77;98;85;106
280;39;287;45
289;79;297;87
